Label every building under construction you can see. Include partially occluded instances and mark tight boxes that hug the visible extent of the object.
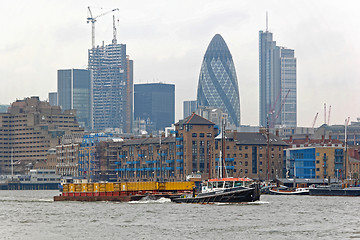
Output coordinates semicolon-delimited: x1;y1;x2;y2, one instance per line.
88;40;133;133
87;8;133;133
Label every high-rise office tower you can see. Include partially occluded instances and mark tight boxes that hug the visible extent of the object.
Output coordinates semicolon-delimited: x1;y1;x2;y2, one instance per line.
259;26;297;128
57;69;92;130
88;43;133;132
48;92;58;106
183;100;197;119
134;83;175;132
196;34;241;127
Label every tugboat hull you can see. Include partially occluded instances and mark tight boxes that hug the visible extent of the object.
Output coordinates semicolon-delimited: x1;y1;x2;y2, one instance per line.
171;185;260;204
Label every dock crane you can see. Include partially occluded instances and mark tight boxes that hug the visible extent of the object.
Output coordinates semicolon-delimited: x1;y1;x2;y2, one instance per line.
87;7;119;48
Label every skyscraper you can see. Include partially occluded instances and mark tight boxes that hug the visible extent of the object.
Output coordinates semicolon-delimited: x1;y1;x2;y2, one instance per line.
57;69;92;130
259;28;297;128
196;34;241;127
134;83;175;132
48;92;58;106
88;43;133;132
183;100;197;119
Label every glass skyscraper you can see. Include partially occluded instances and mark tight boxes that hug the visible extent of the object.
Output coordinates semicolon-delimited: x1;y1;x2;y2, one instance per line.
134;83;175;132
57;69;92;130
183;100;197;119
259;30;297;128
196;34;241;127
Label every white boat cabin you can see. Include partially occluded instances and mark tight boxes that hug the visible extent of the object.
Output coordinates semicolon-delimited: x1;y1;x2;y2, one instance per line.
202;177;253;193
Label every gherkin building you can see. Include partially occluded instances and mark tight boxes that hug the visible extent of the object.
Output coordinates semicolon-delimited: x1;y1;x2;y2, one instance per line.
196;34;241;127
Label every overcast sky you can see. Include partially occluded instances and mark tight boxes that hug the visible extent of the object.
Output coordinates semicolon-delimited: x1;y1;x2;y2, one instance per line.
1;0;359;127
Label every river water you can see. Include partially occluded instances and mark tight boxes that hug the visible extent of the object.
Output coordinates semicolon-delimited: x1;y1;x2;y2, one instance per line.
0;190;359;240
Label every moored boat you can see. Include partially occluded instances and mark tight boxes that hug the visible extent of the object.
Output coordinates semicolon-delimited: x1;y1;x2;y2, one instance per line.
309;184;360;196
171;177;261;204
269;187;309;195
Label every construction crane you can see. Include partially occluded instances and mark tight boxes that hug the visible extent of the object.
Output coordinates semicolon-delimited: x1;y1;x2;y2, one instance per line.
312;112;319;128
87;7;119;49
269;89;291;128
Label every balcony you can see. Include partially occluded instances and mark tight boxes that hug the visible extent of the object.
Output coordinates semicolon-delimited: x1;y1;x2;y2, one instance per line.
176;152;183;156
176;137;183;141
176;145;183;149
166;160;174;164
176;159;184;163
176;167;184;170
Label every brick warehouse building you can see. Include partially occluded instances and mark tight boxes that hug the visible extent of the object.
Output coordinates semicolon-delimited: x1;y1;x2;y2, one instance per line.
214;131;288;180
97;113;288;182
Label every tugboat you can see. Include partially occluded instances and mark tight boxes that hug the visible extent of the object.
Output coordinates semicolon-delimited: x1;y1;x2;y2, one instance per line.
171;177;260;204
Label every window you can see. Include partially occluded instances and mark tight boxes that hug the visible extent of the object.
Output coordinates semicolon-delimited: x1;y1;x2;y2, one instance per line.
245;146;248;150
192;133;197;137
245;161;248;166
239;146;242;151
259;161;262;166
226;146;229;149
200;133;204;138
245;169;248;174
245;154;248;158
259;154;262;158
207;133;212;138
239;161;242;166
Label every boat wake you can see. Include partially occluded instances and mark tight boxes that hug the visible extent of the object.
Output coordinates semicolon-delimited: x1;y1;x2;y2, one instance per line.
129;197;171;204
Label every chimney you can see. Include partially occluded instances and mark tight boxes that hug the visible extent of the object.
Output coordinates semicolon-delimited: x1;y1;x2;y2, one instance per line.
276;129;279;137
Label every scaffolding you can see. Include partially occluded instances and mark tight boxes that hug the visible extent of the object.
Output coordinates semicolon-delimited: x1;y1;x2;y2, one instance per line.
88;43;129;131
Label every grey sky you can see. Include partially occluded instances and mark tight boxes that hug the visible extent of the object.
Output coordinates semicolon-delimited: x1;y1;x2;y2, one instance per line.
1;0;359;127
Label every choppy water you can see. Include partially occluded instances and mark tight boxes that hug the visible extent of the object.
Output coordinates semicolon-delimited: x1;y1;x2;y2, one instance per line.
0;190;359;240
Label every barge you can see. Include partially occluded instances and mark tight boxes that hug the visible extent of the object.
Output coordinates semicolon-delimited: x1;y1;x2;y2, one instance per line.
54;181;195;202
309;184;360;196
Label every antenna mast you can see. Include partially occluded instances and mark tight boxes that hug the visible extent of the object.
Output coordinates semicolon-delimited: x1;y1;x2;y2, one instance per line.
266;11;268;32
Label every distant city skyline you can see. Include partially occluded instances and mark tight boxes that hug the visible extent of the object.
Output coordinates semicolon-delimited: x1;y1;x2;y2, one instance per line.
1;1;360;127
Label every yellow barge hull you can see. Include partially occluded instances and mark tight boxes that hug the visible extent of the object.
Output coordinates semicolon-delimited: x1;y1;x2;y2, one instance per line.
54;181;195;202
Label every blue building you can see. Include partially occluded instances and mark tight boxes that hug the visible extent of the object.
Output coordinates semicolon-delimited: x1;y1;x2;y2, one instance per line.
57;69;92;130
196;34;241;127
284;147;344;181
134;83;175;132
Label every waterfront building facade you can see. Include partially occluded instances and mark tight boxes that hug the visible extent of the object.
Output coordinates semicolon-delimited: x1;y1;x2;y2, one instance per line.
259;30;297;128
0;97;84;175
196;34;241;127
56;143;79;177
183;100;197;119
88;43;133;133
214;131;288;180
57;69;92;130
134;83;175;132
284;147;345;181
95;114;289;182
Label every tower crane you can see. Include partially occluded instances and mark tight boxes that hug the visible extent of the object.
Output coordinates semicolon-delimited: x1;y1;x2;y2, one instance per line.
270;89;290;128
87;7;119;49
327;105;331;126
312;112;319;129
